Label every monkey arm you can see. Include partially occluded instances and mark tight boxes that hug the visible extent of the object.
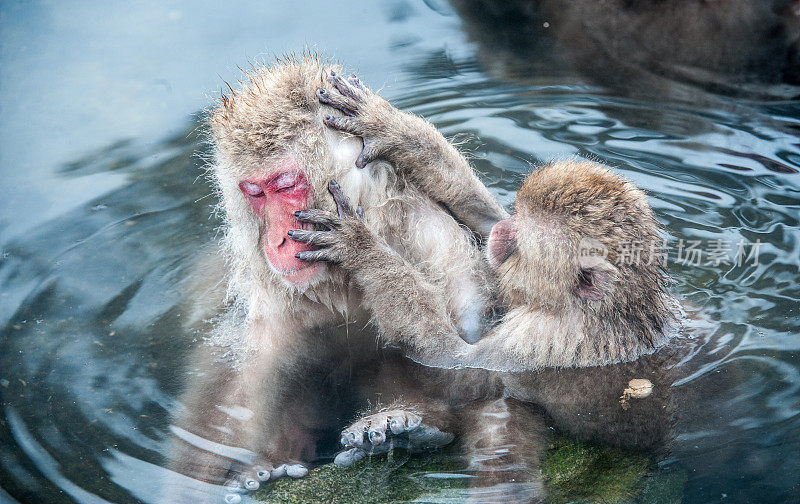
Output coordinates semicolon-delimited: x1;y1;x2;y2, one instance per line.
291;207;549;372
319;71;509;238
290;186;477;365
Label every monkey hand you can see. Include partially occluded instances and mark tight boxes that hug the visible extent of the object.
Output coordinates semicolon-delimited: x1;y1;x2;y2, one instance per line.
333;409;454;468
221;461;308;503
288;180;380;268
317;70;425;169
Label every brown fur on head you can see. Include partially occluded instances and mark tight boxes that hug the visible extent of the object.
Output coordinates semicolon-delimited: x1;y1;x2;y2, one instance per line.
488;160;672;351
210;55;331;178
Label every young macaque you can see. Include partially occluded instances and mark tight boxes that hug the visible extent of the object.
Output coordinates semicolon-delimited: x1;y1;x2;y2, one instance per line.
294;76;675;373
169;57;509;503
292;161;684;501
290;77;685;498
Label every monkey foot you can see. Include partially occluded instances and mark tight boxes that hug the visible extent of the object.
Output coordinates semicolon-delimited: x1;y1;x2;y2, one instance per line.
334;409;454;467
222;462;308;503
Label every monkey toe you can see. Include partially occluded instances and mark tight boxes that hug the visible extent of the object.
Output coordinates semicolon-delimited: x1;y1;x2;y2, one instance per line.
368;427;387;444
285;464;308;478
253;465;272;482
223;494;242;504
269;463;306;479
340;427;367;448
334;447;366;468
341;410;423;449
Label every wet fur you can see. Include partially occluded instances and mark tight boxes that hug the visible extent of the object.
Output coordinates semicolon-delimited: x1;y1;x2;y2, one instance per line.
169;55;506;501
321;157;685;502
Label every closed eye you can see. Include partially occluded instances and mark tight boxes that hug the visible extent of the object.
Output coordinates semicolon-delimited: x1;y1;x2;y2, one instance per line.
239;181;265;197
274;184;297;193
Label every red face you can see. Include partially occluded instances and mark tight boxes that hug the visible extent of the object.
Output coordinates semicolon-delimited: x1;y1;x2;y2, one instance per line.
487;216;517;268
239;166;322;285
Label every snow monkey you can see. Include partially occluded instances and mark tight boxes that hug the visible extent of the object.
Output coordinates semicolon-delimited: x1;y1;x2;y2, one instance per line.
168;57;509;502
290;75;687;500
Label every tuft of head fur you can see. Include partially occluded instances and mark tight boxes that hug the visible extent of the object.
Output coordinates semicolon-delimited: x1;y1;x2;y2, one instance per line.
495;160;673;364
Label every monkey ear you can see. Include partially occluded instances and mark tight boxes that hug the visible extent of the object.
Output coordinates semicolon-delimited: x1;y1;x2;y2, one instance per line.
574;263;618;301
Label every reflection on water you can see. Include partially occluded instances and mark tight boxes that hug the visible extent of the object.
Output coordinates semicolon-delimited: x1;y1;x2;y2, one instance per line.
1;1;799;503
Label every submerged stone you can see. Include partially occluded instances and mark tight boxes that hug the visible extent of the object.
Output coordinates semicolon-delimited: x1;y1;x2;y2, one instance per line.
254;438;686;504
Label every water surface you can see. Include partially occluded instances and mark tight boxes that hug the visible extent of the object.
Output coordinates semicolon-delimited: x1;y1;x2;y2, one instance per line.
1;1;799;503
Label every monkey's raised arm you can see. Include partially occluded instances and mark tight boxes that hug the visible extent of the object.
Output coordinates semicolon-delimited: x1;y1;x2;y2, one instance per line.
288;182;476;366
318;72;509;239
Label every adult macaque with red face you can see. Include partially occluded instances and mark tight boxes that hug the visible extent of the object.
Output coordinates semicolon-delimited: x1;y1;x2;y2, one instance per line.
167;57;507;503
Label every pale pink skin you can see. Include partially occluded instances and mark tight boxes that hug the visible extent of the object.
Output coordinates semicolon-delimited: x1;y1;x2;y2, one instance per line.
487;216;517;269
239;161;322;285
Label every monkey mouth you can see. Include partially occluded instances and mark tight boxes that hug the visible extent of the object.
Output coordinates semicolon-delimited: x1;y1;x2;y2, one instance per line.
276;262;324;285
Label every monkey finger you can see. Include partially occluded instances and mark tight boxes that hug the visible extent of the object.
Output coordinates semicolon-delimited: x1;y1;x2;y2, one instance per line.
296;249;340;263
287;229;337;247
322;114;364;136
334;447;366;468
294;209;339;229
355;139;382;169
327;71;362;101
347;74;365;90
317;88;358;116
327;180;356;218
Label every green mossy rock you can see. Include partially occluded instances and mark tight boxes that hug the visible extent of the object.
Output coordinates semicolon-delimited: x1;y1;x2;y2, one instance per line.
254;450;469;504
254;439;686;504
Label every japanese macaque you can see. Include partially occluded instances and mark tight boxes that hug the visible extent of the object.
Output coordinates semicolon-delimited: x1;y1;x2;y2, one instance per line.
289;75;685;501
168;57;508;503
450;0;800;101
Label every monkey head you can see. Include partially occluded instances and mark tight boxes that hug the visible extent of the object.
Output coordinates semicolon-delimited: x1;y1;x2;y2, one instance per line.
208;56;363;290
487;160;671;344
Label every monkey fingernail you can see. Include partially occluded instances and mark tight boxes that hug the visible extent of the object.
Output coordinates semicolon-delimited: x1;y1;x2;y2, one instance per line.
389;418;404;434
242;477;259;491
368;430;385;444
256;469;270;482
224;494;242;504
287;230;294;237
